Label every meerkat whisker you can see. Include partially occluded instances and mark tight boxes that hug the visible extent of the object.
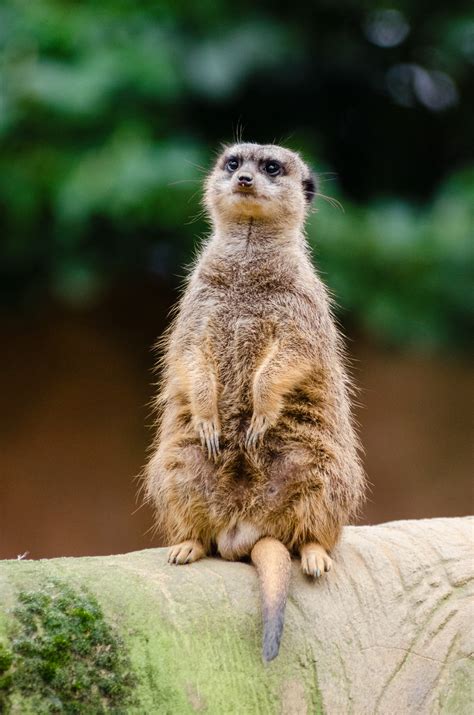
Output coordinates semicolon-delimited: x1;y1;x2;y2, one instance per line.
167;179;202;186
316;192;345;212
184;160;209;174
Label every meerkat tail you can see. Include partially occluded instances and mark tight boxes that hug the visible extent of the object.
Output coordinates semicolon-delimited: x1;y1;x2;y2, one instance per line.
250;537;292;662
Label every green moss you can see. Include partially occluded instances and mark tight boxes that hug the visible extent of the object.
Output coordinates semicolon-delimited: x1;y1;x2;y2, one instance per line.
0;645;13;674
0;642;15;710
2;580;137;713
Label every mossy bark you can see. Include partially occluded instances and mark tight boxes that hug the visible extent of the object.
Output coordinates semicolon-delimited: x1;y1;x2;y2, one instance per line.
0;517;472;714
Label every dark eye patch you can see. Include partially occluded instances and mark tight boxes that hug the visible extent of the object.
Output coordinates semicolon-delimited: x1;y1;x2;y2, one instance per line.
262;159;283;176
302;173;317;203
224;156;240;172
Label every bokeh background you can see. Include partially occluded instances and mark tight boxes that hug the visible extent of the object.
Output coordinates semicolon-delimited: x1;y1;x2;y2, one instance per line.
1;0;473;559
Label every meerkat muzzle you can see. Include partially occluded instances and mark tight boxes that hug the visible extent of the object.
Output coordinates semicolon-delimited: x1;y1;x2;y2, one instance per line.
237;173;254;187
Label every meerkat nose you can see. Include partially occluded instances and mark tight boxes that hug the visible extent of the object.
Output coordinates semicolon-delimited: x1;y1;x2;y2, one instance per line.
237;174;254;187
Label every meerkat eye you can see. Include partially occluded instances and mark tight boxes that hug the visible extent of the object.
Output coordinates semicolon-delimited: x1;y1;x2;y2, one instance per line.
263;160;282;176
226;157;240;173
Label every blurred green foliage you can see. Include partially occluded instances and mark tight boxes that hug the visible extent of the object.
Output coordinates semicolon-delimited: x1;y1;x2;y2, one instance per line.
311;168;474;350
0;0;473;350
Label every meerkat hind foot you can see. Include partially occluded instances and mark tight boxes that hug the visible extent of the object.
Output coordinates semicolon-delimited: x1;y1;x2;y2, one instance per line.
168;540;205;565
300;543;332;579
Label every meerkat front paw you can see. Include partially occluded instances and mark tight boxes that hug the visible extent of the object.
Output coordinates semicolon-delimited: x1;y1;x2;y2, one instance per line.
196;418;220;461
300;543;332;578
245;412;271;450
168;540;205;565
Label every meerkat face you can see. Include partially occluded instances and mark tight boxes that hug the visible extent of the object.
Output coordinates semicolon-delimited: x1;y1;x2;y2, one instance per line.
204;143;316;226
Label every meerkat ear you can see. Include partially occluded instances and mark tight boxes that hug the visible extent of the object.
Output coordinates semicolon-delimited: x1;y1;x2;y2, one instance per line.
302;172;318;203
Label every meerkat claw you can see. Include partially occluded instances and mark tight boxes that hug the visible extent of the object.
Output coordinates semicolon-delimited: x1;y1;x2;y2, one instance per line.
211;433;220;460
197;420;220;460
245;413;269;450
168;540;205;565
205;435;214;460
300;543;333;579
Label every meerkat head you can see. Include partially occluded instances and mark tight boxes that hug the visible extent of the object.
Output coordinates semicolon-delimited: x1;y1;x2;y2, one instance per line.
204;143;317;229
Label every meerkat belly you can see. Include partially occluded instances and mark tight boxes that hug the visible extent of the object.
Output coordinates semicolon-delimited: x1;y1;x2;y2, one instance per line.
215;312;272;440
206;446;298;555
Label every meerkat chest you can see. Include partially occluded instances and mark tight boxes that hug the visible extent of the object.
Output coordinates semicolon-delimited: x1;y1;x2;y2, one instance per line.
196;262;302;387
199;253;292;298
211;307;271;366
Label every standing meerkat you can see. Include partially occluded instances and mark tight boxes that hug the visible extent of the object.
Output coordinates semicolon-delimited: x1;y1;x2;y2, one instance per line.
145;142;366;661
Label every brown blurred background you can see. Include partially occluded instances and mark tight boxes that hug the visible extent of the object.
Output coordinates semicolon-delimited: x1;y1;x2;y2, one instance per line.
1;1;473;559
1;281;472;559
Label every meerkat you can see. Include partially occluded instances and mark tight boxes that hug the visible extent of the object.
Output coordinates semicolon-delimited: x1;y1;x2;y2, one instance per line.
145;142;366;661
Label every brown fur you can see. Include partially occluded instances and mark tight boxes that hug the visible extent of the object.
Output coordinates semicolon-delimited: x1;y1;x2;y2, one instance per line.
144;142;366;656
